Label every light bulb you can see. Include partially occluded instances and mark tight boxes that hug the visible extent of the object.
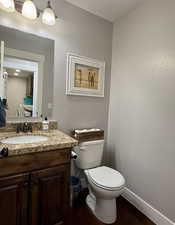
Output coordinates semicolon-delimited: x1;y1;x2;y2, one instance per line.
0;0;15;12
22;0;37;20
42;1;55;26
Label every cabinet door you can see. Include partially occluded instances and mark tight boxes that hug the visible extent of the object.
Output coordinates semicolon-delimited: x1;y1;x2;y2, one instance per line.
30;164;70;225
0;173;29;225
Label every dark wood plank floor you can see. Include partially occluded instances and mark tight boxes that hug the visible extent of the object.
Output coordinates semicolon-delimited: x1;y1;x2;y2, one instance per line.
67;190;156;225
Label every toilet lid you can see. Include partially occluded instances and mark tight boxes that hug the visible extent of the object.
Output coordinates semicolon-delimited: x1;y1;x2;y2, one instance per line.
88;166;125;190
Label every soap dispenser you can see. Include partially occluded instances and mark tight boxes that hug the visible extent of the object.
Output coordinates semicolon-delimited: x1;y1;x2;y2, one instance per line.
42;116;49;131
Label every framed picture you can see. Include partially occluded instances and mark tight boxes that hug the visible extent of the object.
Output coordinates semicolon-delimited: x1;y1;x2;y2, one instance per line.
66;53;105;97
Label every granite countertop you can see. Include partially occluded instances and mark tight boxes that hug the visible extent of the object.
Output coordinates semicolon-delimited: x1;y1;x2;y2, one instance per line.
0;130;78;157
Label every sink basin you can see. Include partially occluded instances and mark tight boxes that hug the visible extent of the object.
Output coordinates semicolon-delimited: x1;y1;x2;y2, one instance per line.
1;135;48;144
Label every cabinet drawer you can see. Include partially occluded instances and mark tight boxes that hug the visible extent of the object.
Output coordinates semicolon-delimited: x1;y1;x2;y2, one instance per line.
0;148;71;177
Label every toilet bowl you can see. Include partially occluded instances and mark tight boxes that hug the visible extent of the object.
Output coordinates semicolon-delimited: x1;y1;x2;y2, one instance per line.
84;166;125;224
73;139;125;224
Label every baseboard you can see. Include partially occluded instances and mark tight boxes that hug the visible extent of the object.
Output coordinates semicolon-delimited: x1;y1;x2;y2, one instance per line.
122;188;175;225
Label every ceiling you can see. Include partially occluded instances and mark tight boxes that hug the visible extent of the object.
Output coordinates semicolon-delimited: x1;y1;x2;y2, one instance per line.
66;0;144;22
5;68;33;78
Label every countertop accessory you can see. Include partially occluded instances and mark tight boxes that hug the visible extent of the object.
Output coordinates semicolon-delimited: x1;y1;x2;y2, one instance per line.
42;117;49;131
72;128;104;142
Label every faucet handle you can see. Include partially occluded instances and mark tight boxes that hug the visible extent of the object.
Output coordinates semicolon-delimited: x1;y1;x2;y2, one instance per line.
23;122;28;133
28;123;33;133
16;124;22;133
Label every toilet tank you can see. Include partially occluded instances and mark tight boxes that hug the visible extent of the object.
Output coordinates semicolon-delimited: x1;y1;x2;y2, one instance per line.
74;140;104;169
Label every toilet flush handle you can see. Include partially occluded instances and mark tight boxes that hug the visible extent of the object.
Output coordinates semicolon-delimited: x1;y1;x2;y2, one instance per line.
71;151;77;159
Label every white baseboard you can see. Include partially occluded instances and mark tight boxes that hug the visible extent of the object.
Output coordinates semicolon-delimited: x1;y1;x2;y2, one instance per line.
122;188;175;225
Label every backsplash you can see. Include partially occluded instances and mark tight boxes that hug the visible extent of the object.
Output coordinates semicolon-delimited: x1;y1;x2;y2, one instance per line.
0;120;58;132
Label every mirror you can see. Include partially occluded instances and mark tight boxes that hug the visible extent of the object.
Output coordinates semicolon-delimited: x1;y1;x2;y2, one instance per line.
0;25;54;119
5;62;35;117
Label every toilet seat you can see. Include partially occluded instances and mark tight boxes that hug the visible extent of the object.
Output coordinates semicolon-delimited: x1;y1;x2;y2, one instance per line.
87;166;125;191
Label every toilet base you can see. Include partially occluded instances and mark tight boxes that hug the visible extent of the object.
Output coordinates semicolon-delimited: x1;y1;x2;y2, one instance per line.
86;193;96;211
86;194;117;224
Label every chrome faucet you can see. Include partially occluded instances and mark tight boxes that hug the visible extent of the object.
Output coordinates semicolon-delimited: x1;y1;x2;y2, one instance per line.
16;122;33;133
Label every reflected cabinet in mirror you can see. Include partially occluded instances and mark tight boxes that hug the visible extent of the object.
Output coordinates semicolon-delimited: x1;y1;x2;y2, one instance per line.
0;25;54;120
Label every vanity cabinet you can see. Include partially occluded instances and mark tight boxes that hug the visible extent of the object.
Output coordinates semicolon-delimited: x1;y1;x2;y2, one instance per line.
0;173;29;225
30;165;70;225
0;148;71;225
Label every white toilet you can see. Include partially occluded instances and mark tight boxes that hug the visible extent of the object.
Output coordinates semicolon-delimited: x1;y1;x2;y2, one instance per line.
74;139;125;224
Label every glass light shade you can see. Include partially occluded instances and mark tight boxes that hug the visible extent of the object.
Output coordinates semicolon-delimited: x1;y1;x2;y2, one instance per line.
0;0;15;12
22;0;37;20
42;7;55;26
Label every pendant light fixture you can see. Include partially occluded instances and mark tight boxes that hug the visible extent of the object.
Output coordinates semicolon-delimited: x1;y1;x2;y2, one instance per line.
0;0;15;12
42;1;55;26
0;0;58;25
22;0;37;20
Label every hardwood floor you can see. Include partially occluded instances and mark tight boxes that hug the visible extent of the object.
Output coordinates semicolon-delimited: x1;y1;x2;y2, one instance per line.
68;190;156;225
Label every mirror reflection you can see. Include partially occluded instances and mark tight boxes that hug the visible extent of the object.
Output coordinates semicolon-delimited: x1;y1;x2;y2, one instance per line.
6;68;34;117
5;60;35;117
0;25;54;121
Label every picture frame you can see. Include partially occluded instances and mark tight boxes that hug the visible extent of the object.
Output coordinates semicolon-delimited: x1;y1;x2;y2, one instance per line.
66;53;105;97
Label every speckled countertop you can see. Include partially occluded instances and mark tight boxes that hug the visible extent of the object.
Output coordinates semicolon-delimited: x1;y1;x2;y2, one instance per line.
0;130;78;157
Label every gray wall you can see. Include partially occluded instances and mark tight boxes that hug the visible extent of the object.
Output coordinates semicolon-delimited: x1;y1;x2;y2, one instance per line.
108;0;175;222
0;25;54;117
51;1;113;134
0;0;113;135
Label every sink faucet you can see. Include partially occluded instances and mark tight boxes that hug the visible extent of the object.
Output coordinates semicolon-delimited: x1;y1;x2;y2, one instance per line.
16;122;33;133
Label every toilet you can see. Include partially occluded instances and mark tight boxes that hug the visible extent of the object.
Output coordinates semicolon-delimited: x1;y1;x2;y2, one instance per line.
74;139;125;224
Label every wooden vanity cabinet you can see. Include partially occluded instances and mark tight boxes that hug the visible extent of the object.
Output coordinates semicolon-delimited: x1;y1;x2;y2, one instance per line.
0;173;29;225
0;148;71;225
30;164;70;225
